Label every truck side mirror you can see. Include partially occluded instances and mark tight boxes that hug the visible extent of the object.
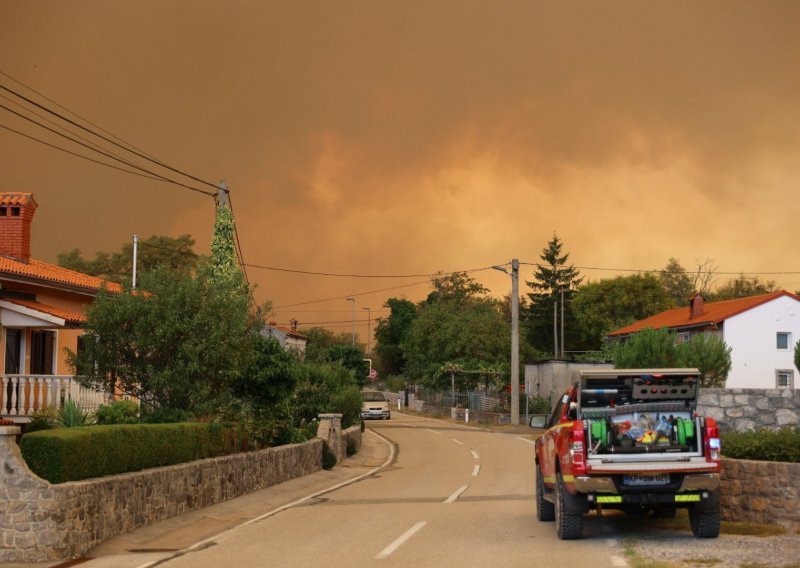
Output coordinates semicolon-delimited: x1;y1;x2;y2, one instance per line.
529;415;547;429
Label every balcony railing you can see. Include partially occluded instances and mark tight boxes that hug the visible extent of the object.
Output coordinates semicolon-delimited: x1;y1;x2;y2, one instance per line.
1;374;109;419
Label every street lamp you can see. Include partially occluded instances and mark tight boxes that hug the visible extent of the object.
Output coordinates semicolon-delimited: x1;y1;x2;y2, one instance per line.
492;259;520;425
345;297;356;346
363;307;371;355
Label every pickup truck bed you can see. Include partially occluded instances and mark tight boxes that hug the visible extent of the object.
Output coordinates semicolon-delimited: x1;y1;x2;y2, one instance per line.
533;369;721;540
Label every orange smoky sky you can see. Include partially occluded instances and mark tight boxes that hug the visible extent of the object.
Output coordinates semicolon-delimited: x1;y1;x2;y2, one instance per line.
1;1;799;341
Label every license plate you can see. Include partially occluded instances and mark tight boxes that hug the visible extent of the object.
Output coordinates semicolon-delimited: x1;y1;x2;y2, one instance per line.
624;473;670;486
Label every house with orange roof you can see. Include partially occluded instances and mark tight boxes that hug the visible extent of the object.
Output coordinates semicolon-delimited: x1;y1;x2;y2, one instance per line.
1;192;122;421
608;291;800;389
264;320;308;356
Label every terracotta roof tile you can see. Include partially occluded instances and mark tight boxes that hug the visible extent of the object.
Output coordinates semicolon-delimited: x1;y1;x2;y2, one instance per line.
0;193;37;207
0;256;122;294
609;291;800;336
1;298;86;325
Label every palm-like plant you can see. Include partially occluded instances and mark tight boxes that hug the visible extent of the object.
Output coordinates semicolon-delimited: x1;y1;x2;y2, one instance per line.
56;399;94;427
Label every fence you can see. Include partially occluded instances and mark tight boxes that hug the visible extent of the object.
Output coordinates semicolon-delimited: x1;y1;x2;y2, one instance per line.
1;374;109;418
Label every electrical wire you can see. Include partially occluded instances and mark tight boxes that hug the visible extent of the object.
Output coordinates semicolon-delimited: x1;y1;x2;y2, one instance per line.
0;101;216;197
0;68;160;162
519;261;800;276
243;264;497;278
0;122;167;182
274;279;433;309
0;80;219;191
0;92;137;166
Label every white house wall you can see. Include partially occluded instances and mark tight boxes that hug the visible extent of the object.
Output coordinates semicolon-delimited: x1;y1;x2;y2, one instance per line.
723;296;800;388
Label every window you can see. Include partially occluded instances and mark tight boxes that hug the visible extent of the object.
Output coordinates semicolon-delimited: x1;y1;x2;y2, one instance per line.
30;330;55;375
4;328;22;374
776;370;794;389
777;332;791;350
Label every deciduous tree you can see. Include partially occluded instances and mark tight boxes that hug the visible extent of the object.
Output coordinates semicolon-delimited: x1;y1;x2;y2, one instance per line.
57;234;199;285
613;328;732;387
69;265;257;413
572;274;672;348
708;275;777;301
659;258;693;306
374;298;417;377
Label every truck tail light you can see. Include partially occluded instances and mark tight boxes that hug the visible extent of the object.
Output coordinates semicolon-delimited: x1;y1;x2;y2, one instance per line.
704;417;721;464
569;426;587;474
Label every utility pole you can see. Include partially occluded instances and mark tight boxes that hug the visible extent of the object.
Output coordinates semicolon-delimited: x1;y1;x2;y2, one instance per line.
363;307;372;355
553;300;559;358
218;181;228;205
560;288;565;358
132;234;139;290
511;259;520;426
345;297;356;346
492;259;520;425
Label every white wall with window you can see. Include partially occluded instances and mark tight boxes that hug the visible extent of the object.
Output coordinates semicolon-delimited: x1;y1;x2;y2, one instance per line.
723;295;800;388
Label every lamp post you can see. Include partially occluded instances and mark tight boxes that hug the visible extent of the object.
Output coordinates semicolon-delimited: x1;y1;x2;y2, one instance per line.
345;297;356;346
492;259;520;425
363;307;371;355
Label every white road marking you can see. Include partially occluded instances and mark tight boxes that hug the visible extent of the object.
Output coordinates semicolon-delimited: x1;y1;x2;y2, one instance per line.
450;437;464;445
515;436;535;445
426;429;442;435
470;450;479;459
444;485;469;503
376;521;427;559
135;429;397;568
471;464;481;477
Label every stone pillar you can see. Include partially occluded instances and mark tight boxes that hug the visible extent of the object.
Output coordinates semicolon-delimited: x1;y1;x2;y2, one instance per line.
316;413;344;463
0;423;61;563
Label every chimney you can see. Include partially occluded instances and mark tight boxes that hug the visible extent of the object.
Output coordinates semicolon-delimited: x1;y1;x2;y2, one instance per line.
689;293;704;319
0;193;38;263
290;319;298;333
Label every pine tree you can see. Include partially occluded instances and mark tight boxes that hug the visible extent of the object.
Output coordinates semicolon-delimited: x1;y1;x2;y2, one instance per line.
525;234;583;356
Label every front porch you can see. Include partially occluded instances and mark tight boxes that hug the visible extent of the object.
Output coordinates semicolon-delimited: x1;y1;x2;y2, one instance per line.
1;374;108;422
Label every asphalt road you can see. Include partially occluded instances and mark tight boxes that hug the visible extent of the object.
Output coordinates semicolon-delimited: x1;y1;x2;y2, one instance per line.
153;413;629;568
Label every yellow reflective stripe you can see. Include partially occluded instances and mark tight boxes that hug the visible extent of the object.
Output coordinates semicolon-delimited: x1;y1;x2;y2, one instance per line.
675;494;701;502
562;475;575;482
596;496;622;504
543;476;556;484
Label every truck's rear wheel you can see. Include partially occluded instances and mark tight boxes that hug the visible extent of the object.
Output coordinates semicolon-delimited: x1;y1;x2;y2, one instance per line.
536;464;555;522
689;505;720;538
555;473;583;540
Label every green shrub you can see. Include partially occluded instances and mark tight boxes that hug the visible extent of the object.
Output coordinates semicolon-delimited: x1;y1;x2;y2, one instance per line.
20;422;244;483
24;406;58;433
346;436;358;457
722;426;800;463
321;441;337;470
96;400;140;424
333;385;363;428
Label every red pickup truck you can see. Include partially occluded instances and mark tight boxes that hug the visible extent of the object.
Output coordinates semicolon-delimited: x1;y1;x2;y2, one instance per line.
532;368;721;540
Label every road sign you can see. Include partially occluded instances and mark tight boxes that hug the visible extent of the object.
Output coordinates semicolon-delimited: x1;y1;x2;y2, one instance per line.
369;369;378;380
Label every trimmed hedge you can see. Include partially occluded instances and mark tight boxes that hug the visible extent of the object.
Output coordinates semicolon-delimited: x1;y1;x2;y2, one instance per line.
20;422;245;484
722;426;800;463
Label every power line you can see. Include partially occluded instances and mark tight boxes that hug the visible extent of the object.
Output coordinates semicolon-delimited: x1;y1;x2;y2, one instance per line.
243;264;496;278
0;101;216;197
274;279;433;309
0;122;167;182
519;262;800;277
0;79;220;191
0;68;159;162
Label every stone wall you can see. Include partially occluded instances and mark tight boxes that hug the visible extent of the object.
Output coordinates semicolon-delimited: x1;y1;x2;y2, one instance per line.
0;425;323;563
342;425;362;459
721;457;800;528
698;388;800;432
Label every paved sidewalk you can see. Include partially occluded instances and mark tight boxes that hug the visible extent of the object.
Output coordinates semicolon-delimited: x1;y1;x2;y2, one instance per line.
2;428;393;568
